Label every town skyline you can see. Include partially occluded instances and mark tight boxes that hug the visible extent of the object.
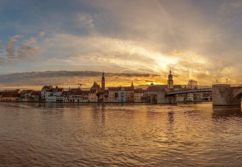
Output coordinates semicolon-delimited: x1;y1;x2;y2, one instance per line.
1;0;242;89
0;70;215;90
0;70;212;104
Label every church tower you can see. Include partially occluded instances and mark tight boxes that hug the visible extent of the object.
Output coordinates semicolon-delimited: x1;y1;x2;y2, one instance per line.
131;81;134;89
101;72;105;90
167;70;174;89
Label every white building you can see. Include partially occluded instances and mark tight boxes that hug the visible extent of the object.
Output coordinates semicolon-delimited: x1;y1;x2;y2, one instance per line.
45;87;64;102
41;85;53;101
118;87;127;103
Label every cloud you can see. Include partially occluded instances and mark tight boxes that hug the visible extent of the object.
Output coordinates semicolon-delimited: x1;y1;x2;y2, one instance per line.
1;0;242;85
230;2;242;9
39;31;45;37
6;35;24;58
0;71;161;89
0;34;42;66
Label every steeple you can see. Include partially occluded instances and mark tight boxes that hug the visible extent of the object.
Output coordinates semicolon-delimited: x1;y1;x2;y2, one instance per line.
101;71;105;90
167;70;174;89
131;81;134;87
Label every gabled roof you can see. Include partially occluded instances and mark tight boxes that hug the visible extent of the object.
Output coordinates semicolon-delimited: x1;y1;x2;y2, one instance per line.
91;82;100;89
20;90;33;94
1;90;20;98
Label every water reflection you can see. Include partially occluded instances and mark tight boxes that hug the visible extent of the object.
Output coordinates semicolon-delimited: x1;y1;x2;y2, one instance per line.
2;103;242;166
212;106;242;117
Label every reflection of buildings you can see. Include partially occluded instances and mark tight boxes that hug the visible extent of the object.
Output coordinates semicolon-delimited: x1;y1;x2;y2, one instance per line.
167;111;174;133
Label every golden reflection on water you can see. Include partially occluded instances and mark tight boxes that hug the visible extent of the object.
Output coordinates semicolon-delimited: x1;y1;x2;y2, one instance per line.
0;102;242;166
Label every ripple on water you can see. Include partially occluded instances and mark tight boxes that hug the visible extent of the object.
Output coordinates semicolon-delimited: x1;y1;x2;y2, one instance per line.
0;102;242;166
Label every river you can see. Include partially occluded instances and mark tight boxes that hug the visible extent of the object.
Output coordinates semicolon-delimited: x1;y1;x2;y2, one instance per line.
0;102;242;167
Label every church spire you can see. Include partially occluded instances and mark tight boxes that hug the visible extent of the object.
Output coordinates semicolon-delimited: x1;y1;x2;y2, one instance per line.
167;70;174;89
101;71;105;90
131;81;134;87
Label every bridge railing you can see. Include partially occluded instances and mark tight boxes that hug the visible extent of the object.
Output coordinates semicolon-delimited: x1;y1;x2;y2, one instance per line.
173;85;212;90
167;85;212;95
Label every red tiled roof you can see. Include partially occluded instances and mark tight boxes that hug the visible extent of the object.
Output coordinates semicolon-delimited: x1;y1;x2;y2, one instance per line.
134;88;144;93
108;87;120;91
1;91;19;97
123;87;134;91
145;85;166;92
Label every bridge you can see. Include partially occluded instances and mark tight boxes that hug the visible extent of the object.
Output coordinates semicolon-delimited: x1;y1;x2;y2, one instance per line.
165;84;242;107
212;84;242;106
167;86;212;95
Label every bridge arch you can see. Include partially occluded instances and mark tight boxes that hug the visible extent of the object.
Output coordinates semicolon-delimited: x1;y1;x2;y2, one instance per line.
232;90;242;105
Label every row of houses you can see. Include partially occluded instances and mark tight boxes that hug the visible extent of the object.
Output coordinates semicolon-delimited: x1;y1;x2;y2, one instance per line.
40;83;145;103
0;84;212;103
0;90;41;102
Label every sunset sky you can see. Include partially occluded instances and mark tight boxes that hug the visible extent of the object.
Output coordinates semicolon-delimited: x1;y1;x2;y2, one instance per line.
0;0;242;89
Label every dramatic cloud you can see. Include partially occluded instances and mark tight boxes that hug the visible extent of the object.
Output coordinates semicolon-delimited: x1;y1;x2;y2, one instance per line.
0;71;161;90
0;0;242;87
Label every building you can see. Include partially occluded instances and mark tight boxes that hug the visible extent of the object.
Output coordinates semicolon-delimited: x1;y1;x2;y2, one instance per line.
134;88;144;103
70;88;89;103
0;90;21;101
30;91;41;101
103;90;109;102
41;85;53;101
108;87;119;102
167;70;174;89
19;90;33;101
144;84;167;103
80;90;90;102
88;82;100;102
118;87;127;103
45;86;64;102
126;82;135;103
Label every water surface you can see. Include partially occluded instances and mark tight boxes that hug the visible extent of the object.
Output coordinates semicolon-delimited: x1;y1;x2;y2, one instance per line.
0;102;242;167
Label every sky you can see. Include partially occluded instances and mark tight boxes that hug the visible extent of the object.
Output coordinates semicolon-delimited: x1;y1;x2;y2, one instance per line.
0;0;242;89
